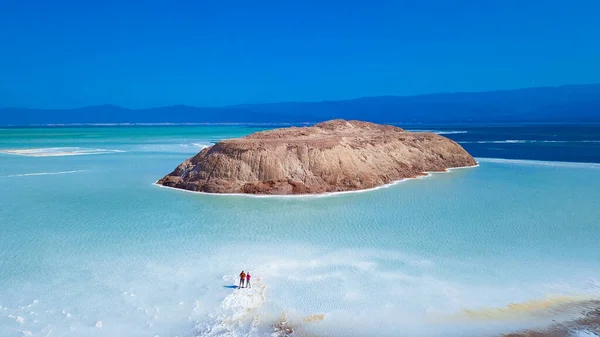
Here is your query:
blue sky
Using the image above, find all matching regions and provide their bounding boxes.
[1,0,600,108]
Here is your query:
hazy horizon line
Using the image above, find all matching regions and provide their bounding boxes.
[2,122,599,129]
[2,82,598,111]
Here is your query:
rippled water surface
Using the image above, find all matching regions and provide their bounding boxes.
[0,125,599,337]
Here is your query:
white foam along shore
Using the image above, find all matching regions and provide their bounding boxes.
[407,129,468,135]
[0,170,87,178]
[476,157,600,168]
[0,147,125,157]
[459,140,600,144]
[152,163,480,199]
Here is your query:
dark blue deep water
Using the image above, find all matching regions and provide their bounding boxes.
[403,125,600,163]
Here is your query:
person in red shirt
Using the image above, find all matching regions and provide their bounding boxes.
[246,272,251,288]
[239,271,246,288]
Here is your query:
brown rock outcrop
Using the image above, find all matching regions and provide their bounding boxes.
[157,119,477,195]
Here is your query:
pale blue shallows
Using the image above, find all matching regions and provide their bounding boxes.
[0,126,599,337]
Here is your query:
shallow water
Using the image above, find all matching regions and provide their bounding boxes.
[0,126,599,337]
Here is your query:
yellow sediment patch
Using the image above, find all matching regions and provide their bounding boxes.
[303,314,325,323]
[272,313,323,337]
[433,295,598,323]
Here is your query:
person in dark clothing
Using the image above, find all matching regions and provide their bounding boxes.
[239,271,246,288]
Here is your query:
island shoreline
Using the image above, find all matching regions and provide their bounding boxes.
[152,162,479,198]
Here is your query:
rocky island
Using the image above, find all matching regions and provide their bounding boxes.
[157,120,477,195]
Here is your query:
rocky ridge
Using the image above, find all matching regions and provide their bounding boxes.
[157,120,477,194]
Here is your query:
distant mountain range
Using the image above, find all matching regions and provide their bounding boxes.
[1,84,599,126]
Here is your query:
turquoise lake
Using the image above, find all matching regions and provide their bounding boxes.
[0,126,599,337]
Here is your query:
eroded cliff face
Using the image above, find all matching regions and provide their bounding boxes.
[157,120,477,194]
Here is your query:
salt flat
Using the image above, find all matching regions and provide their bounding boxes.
[0,125,599,337]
